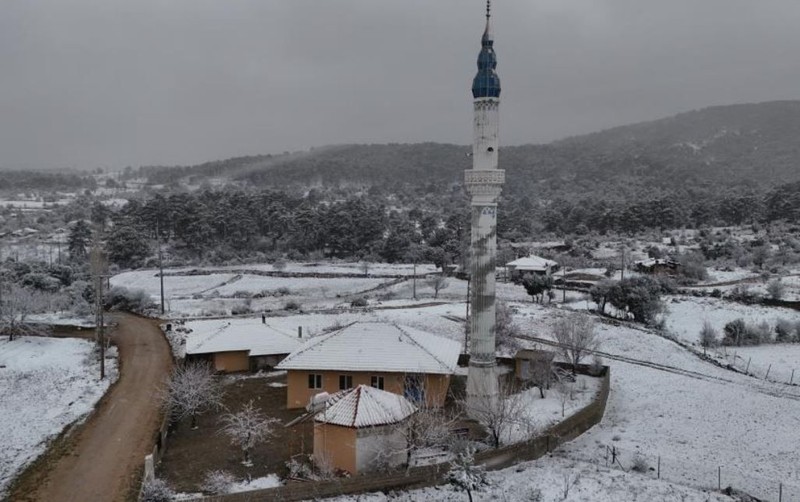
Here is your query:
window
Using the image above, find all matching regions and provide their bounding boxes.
[308,373,322,389]
[339,375,353,390]
[370,376,385,390]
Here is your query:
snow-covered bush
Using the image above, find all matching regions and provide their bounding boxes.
[106,285,154,314]
[200,470,235,495]
[141,478,175,502]
[448,447,487,502]
[775,318,794,343]
[766,279,786,300]
[699,321,718,348]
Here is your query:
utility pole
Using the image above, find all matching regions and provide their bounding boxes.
[412,261,417,300]
[620,245,625,281]
[157,219,165,315]
[90,232,108,380]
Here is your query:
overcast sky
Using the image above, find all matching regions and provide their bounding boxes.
[2,0,800,170]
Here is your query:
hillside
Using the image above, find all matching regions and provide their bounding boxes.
[136,100,800,199]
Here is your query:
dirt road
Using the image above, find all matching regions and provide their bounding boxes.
[10,312,172,502]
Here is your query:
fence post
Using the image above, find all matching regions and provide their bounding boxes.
[718,466,721,491]
[657,456,660,479]
[790,369,795,385]
[779,482,783,502]
[745,357,751,374]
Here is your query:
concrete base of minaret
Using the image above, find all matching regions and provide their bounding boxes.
[465,361,499,418]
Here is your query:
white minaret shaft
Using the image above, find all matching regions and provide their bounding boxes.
[465,1,504,414]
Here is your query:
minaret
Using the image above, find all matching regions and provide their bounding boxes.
[465,0,504,414]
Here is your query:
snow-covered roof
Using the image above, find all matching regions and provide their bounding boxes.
[314,385,416,427]
[185,318,301,356]
[276,322,461,375]
[507,255,558,271]
[634,258,679,268]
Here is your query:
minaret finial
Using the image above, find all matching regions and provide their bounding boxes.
[486,0,491,19]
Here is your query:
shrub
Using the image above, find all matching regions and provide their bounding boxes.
[766,279,786,300]
[272,259,288,271]
[201,470,235,495]
[699,321,718,348]
[721,318,762,346]
[232,290,253,299]
[106,286,155,314]
[753,321,772,344]
[775,318,794,343]
[275,287,292,296]
[284,300,301,311]
[230,304,252,315]
[350,297,368,307]
[630,454,649,473]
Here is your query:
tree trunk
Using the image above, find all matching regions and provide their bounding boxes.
[467,489,473,502]
[191,414,197,429]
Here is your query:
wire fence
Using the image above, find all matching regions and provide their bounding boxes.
[705,344,800,387]
[561,444,800,502]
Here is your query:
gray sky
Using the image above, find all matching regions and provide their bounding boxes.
[2,0,800,170]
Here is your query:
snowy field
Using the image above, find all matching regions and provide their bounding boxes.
[715,343,800,386]
[511,302,800,501]
[664,295,800,346]
[318,455,733,502]
[112,267,400,317]
[0,336,118,496]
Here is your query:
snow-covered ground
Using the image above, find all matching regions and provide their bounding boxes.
[112,266,409,317]
[664,295,800,346]
[28,312,96,328]
[0,336,118,496]
[317,455,734,502]
[507,375,601,444]
[511,302,800,500]
[715,343,800,385]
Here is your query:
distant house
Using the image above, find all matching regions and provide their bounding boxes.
[634,258,680,276]
[506,255,559,280]
[312,385,416,475]
[276,322,461,409]
[185,319,302,373]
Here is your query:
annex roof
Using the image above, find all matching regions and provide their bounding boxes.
[185,318,301,356]
[314,385,416,428]
[276,322,460,375]
[507,255,558,271]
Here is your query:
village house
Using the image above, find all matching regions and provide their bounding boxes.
[184,319,302,373]
[312,385,416,475]
[276,321,461,409]
[506,254,559,281]
[634,258,681,276]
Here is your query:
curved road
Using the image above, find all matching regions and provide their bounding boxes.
[11,312,172,502]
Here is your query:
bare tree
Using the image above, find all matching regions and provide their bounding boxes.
[552,315,599,374]
[0,284,49,341]
[428,275,450,299]
[461,378,526,448]
[699,321,718,348]
[162,361,224,429]
[219,400,280,465]
[495,301,522,352]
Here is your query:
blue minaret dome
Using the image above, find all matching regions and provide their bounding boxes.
[472,0,501,99]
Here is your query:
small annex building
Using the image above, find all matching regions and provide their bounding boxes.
[506,255,559,280]
[276,321,461,409]
[313,385,416,475]
[184,318,302,373]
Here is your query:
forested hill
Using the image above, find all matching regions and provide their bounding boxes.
[137,100,800,198]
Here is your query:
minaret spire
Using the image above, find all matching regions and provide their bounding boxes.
[465,0,504,417]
